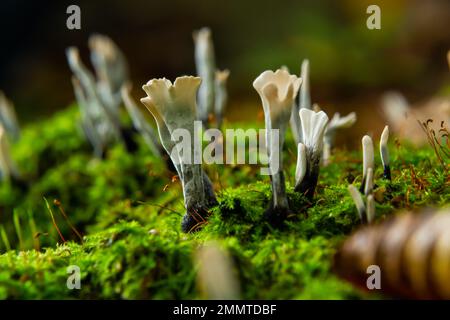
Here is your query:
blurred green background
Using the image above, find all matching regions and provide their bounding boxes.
[0,0,449,125]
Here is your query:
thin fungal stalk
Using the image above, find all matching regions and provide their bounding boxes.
[323,112,357,165]
[88,34,129,115]
[141,76,216,232]
[295,108,329,199]
[290,59,310,144]
[253,69,301,225]
[193,28,216,125]
[364,167,373,196]
[360,135,374,193]
[214,69,230,128]
[66,47,121,157]
[380,125,391,180]
[348,184,366,223]
[0,124,21,183]
[0,91,20,141]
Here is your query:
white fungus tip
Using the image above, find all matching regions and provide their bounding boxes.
[366,195,375,224]
[348,184,365,221]
[362,135,374,179]
[380,125,390,167]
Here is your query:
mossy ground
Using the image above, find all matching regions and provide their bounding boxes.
[0,106,448,299]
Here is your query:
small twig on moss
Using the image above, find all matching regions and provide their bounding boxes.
[54,199,83,243]
[44,197,66,243]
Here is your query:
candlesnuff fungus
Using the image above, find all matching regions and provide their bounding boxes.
[323,112,357,165]
[214,69,230,128]
[67,47,120,157]
[0,125,21,183]
[348,184,375,224]
[121,84,161,157]
[193,28,216,125]
[290,59,310,145]
[67,46,137,155]
[253,69,301,224]
[364,167,374,196]
[380,125,391,180]
[360,135,374,193]
[295,108,329,199]
[299,60,311,110]
[0,91,20,141]
[141,76,217,233]
[88,34,129,116]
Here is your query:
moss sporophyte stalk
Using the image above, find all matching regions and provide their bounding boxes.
[0,27,448,300]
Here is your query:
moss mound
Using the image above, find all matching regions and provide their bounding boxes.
[0,106,448,299]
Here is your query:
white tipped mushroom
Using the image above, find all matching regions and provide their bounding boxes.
[214,69,230,128]
[381,91,410,133]
[89,34,128,91]
[195,242,241,300]
[366,195,375,224]
[299,59,311,111]
[348,184,366,223]
[253,69,301,223]
[0,91,20,141]
[141,76,217,232]
[323,112,357,165]
[290,59,310,145]
[294,108,329,199]
[0,125,21,182]
[361,135,374,193]
[193,27,216,124]
[364,167,373,196]
[380,125,391,180]
[66,46,121,156]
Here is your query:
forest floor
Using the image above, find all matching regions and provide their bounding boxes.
[0,106,448,299]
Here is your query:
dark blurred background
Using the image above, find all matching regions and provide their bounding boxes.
[0,0,449,129]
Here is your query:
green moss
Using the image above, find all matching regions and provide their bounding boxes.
[0,106,448,299]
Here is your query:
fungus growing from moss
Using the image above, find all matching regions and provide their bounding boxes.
[88,34,129,117]
[141,76,217,232]
[295,108,329,199]
[67,45,138,155]
[360,135,374,193]
[193,28,216,125]
[348,184,375,224]
[0,125,21,183]
[290,59,310,145]
[380,125,391,180]
[323,112,357,165]
[214,69,230,128]
[253,69,301,225]
[0,91,20,141]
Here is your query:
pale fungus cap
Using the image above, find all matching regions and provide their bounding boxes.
[327,112,357,131]
[362,135,374,181]
[299,59,311,110]
[300,108,329,154]
[380,125,390,167]
[141,76,201,130]
[253,69,302,121]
